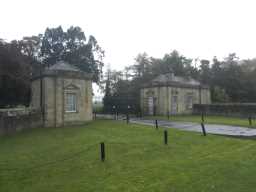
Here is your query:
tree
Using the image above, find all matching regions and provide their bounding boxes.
[199,59,211,85]
[206,54,256,102]
[102,50,256,113]
[0,40,32,107]
[7,26,105,83]
[103,68,112,112]
[40,26,104,82]
[211,86,230,102]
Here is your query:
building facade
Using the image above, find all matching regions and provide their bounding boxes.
[31,61,93,127]
[140,73,211,115]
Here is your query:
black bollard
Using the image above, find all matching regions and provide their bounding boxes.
[100,142,105,162]
[249,116,252,126]
[201,112,204,123]
[164,130,168,145]
[126,114,129,124]
[155,119,158,129]
[201,123,207,136]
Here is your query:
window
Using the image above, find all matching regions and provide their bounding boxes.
[65,93,77,112]
[186,94,193,110]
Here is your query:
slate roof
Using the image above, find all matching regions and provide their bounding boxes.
[48,61,82,72]
[142,73,208,89]
[32,61,92,80]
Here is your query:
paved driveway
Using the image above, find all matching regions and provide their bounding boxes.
[130,118,256,137]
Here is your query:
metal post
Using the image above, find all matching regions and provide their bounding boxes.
[201,112,204,123]
[100,142,105,162]
[126,114,129,124]
[127,105,130,124]
[155,119,158,129]
[167,111,170,120]
[164,130,168,145]
[249,116,252,126]
[199,85,202,104]
[113,105,116,120]
[201,123,206,136]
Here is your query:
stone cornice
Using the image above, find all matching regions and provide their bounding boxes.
[141,82,209,89]
[32,70,92,81]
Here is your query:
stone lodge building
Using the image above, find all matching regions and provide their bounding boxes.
[140,73,211,115]
[31,61,93,127]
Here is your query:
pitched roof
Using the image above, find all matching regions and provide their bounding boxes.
[142,73,208,89]
[48,61,82,72]
[31,61,92,80]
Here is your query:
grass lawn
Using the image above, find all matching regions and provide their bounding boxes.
[1,120,256,192]
[145,114,255,128]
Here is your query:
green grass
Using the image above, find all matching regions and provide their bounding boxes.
[1,120,256,192]
[145,115,255,128]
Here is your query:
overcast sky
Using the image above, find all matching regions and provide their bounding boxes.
[1,0,256,71]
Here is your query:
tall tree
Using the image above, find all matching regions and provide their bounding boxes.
[199,59,211,84]
[40,26,104,82]
[0,40,32,107]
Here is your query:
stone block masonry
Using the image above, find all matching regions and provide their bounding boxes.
[0,109,43,136]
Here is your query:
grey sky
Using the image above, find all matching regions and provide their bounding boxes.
[1,0,256,71]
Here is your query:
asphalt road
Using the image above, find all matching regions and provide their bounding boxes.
[130,118,256,137]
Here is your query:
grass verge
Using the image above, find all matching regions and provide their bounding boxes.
[1,120,256,192]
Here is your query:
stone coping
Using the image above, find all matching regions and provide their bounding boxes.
[141,82,209,89]
[32,70,92,80]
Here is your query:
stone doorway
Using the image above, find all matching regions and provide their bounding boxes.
[148,97,154,115]
[171,96,178,114]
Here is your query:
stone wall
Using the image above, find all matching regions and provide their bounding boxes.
[0,109,43,136]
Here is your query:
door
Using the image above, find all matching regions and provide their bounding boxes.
[171,96,178,114]
[148,97,154,115]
